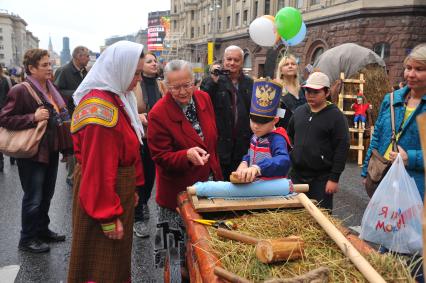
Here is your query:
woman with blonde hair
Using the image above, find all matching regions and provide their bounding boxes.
[275,54,306,128]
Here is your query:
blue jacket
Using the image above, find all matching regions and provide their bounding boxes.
[361,86,426,198]
[242,127,292,178]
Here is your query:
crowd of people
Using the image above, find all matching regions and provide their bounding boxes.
[0,41,425,282]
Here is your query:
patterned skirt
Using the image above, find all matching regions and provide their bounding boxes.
[67,164,135,283]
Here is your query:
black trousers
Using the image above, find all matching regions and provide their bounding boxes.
[135,140,156,222]
[290,173,333,211]
[17,152,59,243]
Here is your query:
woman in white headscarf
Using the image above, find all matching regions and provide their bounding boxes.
[67,41,145,283]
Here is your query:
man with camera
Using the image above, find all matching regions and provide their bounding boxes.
[200,45,253,180]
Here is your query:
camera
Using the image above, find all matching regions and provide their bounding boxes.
[211,67,230,76]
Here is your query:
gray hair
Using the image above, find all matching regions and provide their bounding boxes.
[163,60,193,84]
[72,46,89,59]
[224,45,244,58]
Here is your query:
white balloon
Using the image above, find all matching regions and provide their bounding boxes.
[249,17,276,47]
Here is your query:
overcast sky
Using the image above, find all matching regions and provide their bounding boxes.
[1,0,170,53]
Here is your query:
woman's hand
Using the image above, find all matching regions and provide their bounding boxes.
[134,192,139,207]
[187,147,210,166]
[34,107,49,122]
[102,219,124,240]
[325,180,339,194]
[139,113,148,126]
[389,145,408,165]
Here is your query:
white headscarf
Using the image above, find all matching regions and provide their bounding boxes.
[73,40,144,144]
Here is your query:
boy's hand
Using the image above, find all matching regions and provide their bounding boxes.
[239,167,260,183]
[325,180,339,194]
[234,162,248,181]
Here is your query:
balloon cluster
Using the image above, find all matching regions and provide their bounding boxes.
[249,7,306,47]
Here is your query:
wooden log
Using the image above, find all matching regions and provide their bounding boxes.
[416,113,426,276]
[214,266,252,283]
[217,227,260,245]
[296,193,386,283]
[255,237,304,264]
[177,192,224,283]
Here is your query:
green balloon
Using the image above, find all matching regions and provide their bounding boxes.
[275,7,303,40]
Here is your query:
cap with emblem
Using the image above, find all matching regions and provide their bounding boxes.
[302,72,330,90]
[250,78,282,123]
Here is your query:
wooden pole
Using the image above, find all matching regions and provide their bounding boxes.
[416,113,426,275]
[296,193,386,283]
[213,267,252,283]
[187,183,309,196]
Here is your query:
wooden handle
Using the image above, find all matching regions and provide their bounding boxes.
[214,266,252,283]
[217,228,260,245]
[293,184,309,193]
[187,186,196,195]
[296,193,385,283]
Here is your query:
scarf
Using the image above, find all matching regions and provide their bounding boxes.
[73,41,144,144]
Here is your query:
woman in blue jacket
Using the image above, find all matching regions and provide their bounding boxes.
[362,44,426,199]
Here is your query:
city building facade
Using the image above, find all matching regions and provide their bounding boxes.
[60,37,71,66]
[169,0,426,84]
[0,10,39,69]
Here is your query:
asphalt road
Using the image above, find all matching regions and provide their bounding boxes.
[0,160,368,282]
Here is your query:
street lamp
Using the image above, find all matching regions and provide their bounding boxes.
[208,0,221,65]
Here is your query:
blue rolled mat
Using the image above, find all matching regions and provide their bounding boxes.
[193,178,293,198]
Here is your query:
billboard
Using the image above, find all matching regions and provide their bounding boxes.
[147,11,170,52]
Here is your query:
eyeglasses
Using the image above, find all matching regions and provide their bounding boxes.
[168,82,193,93]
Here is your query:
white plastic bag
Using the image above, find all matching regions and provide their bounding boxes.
[359,154,423,254]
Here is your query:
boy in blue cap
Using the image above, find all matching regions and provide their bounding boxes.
[233,79,292,183]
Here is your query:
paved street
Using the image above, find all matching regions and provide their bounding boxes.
[0,160,369,282]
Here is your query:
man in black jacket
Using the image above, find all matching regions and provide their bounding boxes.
[54,46,89,187]
[287,72,349,210]
[200,45,253,180]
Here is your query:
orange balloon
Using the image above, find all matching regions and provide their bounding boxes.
[262,15,281,44]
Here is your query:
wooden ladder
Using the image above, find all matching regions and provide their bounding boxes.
[337,72,367,166]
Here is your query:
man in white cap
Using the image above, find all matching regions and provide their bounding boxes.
[287,72,349,210]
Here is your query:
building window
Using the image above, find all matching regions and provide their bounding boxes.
[174,5,177,13]
[173,20,177,30]
[197,27,200,36]
[218,17,222,31]
[235,12,240,26]
[191,10,195,20]
[254,1,258,18]
[0,45,3,50]
[297,0,304,8]
[0,28,2,33]
[0,36,3,41]
[203,24,206,34]
[278,0,285,8]
[227,16,231,29]
[264,0,271,14]
[373,42,390,59]
[191,27,195,38]
[227,0,231,6]
[310,0,319,4]
[243,10,248,25]
[0,54,4,59]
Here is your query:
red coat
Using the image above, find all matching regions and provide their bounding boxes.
[148,90,223,209]
[72,90,144,222]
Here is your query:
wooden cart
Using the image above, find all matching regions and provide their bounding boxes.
[176,192,379,283]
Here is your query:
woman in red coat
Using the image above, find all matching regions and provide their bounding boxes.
[147,59,222,275]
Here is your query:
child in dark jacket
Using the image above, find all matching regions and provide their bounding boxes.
[234,79,292,183]
[287,72,349,210]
